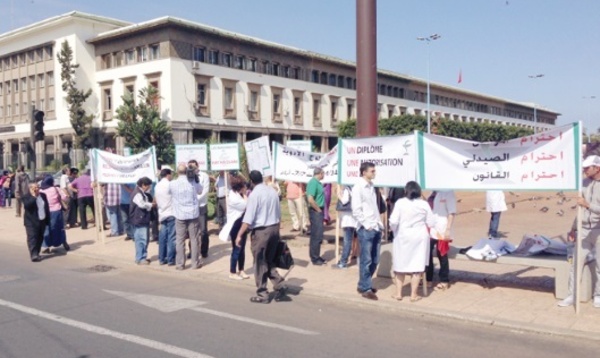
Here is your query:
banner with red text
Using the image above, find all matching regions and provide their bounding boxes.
[91,147,157,184]
[175,144,208,171]
[210,143,241,171]
[338,134,417,187]
[273,143,338,183]
[418,123,581,190]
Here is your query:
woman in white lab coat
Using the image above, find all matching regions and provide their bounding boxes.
[218,178,250,280]
[389,181,435,302]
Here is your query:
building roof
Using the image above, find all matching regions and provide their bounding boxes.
[0,11,130,44]
[91,14,557,116]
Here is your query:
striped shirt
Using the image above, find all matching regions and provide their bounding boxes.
[104,183,121,207]
[169,176,203,220]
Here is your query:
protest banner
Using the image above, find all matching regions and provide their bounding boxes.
[286,140,312,153]
[210,143,241,171]
[175,144,208,171]
[91,147,157,184]
[418,122,581,191]
[273,143,338,183]
[244,136,273,176]
[338,134,417,187]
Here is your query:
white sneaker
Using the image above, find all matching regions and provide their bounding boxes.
[594,296,600,308]
[229,273,243,281]
[557,296,574,307]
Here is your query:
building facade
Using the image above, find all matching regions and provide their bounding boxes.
[0,12,560,169]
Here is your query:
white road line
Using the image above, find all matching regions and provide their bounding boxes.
[189,307,319,336]
[0,298,213,358]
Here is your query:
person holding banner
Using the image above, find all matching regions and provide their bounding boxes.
[336,185,357,269]
[426,190,457,291]
[307,168,327,266]
[130,177,156,265]
[389,181,435,302]
[351,162,383,301]
[558,155,600,308]
[236,170,287,304]
[103,183,123,237]
[170,164,204,270]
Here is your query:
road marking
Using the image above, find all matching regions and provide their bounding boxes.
[104,290,319,336]
[189,306,319,335]
[0,298,213,358]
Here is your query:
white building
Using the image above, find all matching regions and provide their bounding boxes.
[0,11,560,169]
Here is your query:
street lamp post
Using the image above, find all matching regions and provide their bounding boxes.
[528,74,544,133]
[582,96,596,135]
[417,33,441,134]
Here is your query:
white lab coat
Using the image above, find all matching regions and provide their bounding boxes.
[486,190,507,213]
[218,190,247,242]
[389,198,435,273]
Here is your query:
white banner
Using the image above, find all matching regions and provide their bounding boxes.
[418,123,581,190]
[273,143,338,183]
[286,140,312,153]
[210,143,241,171]
[175,144,208,171]
[338,134,417,187]
[91,147,157,184]
[244,136,273,176]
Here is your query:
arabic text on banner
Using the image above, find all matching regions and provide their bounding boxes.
[244,136,273,176]
[210,143,241,171]
[338,134,417,187]
[175,144,208,171]
[286,140,312,153]
[273,143,338,184]
[92,147,157,184]
[418,123,580,190]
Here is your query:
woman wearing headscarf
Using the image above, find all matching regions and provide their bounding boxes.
[389,181,435,302]
[40,175,70,253]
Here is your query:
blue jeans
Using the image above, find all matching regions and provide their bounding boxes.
[339,227,355,265]
[357,227,382,293]
[106,205,123,235]
[133,225,149,262]
[2,188,11,207]
[120,204,134,238]
[158,217,176,264]
[488,212,501,238]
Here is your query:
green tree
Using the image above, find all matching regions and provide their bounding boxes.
[57,40,95,149]
[338,115,534,141]
[116,86,174,165]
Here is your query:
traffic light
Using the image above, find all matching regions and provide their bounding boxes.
[33,109,45,142]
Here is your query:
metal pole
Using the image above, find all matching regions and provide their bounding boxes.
[426,45,431,134]
[356,0,378,138]
[29,105,36,182]
[528,74,544,133]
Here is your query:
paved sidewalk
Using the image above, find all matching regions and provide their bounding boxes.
[1,190,599,341]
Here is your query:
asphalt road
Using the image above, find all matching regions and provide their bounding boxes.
[0,244,597,358]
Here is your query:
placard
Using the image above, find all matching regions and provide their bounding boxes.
[175,144,208,171]
[210,143,241,171]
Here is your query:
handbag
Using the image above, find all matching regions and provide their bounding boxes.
[275,240,294,270]
[336,188,352,212]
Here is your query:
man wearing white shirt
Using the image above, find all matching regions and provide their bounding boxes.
[351,162,383,300]
[155,167,175,266]
[188,160,211,258]
[215,171,228,228]
[486,190,507,239]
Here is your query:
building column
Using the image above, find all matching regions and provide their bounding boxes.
[212,130,221,143]
[54,135,62,167]
[283,134,291,144]
[1,140,11,169]
[116,136,125,155]
[321,137,329,152]
[237,131,246,144]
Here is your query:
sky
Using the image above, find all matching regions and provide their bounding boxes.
[1,0,599,131]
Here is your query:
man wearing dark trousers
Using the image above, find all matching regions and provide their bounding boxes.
[188,160,210,258]
[306,168,326,265]
[69,169,95,230]
[22,183,50,262]
[236,170,287,304]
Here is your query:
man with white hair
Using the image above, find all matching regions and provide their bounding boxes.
[559,155,600,308]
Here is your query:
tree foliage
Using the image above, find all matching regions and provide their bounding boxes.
[338,114,534,141]
[57,40,95,149]
[116,86,174,165]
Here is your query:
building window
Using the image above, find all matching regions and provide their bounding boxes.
[46,46,53,59]
[197,84,207,106]
[331,100,338,122]
[27,51,34,63]
[29,76,35,90]
[13,80,18,92]
[208,50,219,65]
[102,54,112,69]
[48,98,55,111]
[249,90,259,112]
[262,61,272,75]
[138,47,148,62]
[149,44,160,60]
[222,82,236,119]
[114,52,123,67]
[292,67,301,80]
[294,96,301,116]
[6,105,10,117]
[14,103,19,116]
[247,58,257,72]
[328,74,336,86]
[0,83,2,94]
[47,72,54,86]
[125,50,135,65]
[125,84,135,103]
[222,53,232,67]
[38,74,45,88]
[22,102,27,114]
[312,70,319,83]
[320,72,328,85]
[283,66,290,78]
[20,54,26,65]
[347,101,354,119]
[104,89,112,111]
[40,99,45,110]
[193,47,206,62]
[346,77,353,89]
[337,75,344,88]
[0,106,3,118]
[272,63,279,76]
[195,77,210,117]
[272,89,282,123]
[36,49,43,62]
[313,97,321,119]
[273,94,281,114]
[224,87,234,109]
[6,81,11,94]
[235,55,245,70]
[12,55,18,67]
[21,77,27,91]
